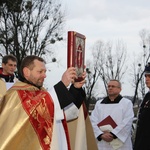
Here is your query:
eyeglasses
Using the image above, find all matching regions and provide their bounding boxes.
[107,85,120,88]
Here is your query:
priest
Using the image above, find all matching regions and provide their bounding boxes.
[0,55,87,150]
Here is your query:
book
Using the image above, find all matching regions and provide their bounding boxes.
[97,115,117,129]
[98,116,123,150]
[67,31,86,82]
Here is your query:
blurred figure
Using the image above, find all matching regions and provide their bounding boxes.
[134,62,150,150]
[91,79,134,150]
[0,54,17,101]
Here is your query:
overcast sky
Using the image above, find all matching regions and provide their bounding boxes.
[45,0,150,96]
[62,0,150,53]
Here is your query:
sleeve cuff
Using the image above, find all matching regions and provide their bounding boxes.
[97,134,103,141]
[110,132,117,139]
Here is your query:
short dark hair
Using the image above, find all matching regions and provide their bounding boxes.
[2,54,17,64]
[109,79,122,88]
[19,55,46,77]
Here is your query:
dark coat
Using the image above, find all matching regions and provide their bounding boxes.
[134,92,150,150]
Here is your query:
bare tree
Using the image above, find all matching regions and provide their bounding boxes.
[85,40,127,109]
[0,0,65,71]
[93,40,127,93]
[85,41,104,109]
[131,29,150,105]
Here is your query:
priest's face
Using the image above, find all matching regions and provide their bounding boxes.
[107,81,121,97]
[24,60,47,87]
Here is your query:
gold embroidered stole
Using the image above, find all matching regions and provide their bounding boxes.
[18,90,54,150]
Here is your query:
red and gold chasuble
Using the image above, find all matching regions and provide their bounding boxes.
[0,81,72,150]
[18,90,54,150]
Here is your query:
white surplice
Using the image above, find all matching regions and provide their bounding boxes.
[49,88,79,150]
[90,98,134,150]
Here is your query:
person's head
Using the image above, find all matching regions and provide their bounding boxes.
[107,79,122,98]
[2,54,17,75]
[144,62,150,88]
[20,55,46,87]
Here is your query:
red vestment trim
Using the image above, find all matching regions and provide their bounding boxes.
[62,115,71,150]
[18,90,54,150]
[82,102,88,119]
